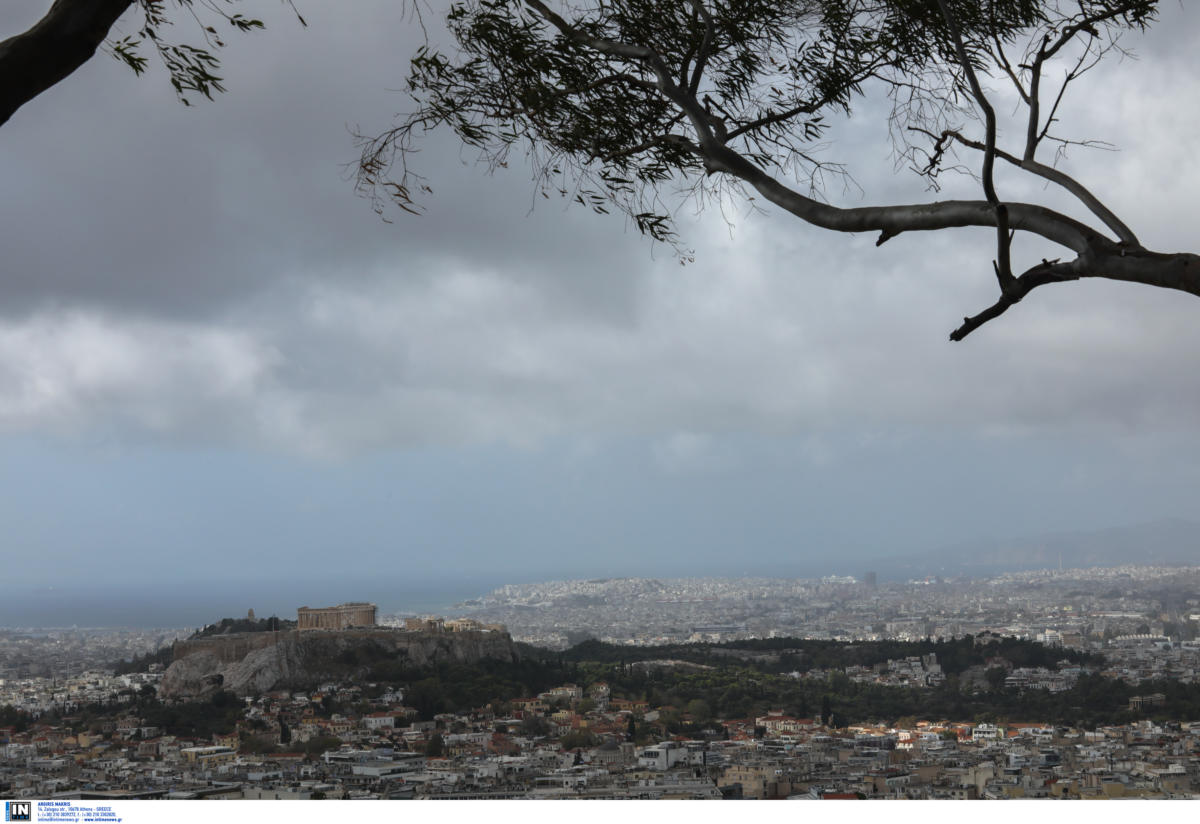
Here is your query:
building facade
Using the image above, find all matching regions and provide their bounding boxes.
[297,602,377,631]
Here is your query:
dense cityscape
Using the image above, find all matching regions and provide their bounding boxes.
[1,564,1199,799]
[445,565,1200,652]
[5,0,1200,818]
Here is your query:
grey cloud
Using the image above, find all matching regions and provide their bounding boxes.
[0,1,1197,455]
[1,1,648,322]
[4,216,1197,458]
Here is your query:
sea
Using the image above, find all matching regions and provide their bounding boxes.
[0,575,506,630]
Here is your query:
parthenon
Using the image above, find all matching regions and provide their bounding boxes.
[297,602,377,631]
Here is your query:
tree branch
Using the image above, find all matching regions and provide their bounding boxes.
[700,138,1100,252]
[949,258,1080,341]
[949,247,1200,341]
[989,27,1029,104]
[1036,44,1098,149]
[520,1,1126,258]
[600,132,698,163]
[0,0,134,127]
[937,0,1013,291]
[722,56,890,145]
[1022,4,1146,161]
[522,0,1107,255]
[925,128,1138,245]
[685,0,716,96]
[523,0,722,150]
[382,0,1196,344]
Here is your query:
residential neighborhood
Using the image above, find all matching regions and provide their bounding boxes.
[4,672,1200,799]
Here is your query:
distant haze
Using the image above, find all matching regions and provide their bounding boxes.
[868,517,1200,579]
[4,518,1196,628]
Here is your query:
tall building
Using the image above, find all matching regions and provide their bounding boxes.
[863,571,877,588]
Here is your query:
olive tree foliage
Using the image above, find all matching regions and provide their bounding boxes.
[0,0,302,129]
[356,0,1198,340]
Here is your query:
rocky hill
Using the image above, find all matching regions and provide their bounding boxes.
[159,627,518,699]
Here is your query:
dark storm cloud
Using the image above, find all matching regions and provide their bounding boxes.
[0,0,1198,454]
[0,0,648,322]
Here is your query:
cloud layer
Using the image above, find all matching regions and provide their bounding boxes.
[1,2,1198,452]
[4,1,1200,596]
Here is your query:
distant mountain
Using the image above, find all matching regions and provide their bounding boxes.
[867,518,1200,580]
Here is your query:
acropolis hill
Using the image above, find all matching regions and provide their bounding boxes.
[160,617,517,700]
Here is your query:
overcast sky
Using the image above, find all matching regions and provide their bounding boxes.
[2,1,1199,621]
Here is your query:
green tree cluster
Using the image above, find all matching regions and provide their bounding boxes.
[189,616,295,639]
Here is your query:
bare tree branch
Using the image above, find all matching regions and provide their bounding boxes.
[950,258,1080,341]
[989,26,1029,103]
[918,127,1138,245]
[1022,4,1144,161]
[937,0,1014,292]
